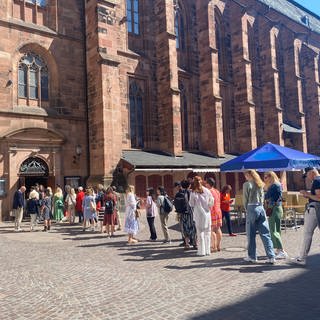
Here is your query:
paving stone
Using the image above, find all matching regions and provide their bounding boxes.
[0,216,319,320]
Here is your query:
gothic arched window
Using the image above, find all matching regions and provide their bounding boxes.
[215,16,225,80]
[129,82,144,148]
[127,0,139,35]
[174,1,185,50]
[26,0,46,6]
[18,53,49,103]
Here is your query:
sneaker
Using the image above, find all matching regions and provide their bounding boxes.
[275,251,288,260]
[229,233,237,237]
[243,256,257,263]
[291,257,306,266]
[266,257,276,264]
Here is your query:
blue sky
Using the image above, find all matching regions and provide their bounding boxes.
[293,0,320,16]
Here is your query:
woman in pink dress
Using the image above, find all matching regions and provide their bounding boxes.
[206,178,222,252]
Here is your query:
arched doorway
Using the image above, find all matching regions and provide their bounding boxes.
[19,157,50,196]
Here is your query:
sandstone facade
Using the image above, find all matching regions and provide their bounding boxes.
[0,0,319,219]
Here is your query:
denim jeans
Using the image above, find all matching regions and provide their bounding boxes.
[246,204,275,259]
[222,210,233,235]
[77,210,83,223]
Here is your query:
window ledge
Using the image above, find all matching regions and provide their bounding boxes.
[117,49,141,60]
[0,107,86,121]
[98,0,118,7]
[99,53,121,66]
[13,105,49,116]
[0,18,57,36]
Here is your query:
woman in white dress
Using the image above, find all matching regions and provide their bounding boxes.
[65,188,76,224]
[189,176,214,256]
[124,185,139,244]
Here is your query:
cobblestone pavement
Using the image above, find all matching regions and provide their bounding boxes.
[0,213,320,320]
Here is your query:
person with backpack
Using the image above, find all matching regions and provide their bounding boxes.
[157,186,173,244]
[103,186,116,237]
[174,180,197,250]
[146,188,158,241]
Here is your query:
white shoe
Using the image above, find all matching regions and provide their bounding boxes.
[291,257,306,266]
[243,256,258,263]
[275,251,288,259]
[266,257,276,264]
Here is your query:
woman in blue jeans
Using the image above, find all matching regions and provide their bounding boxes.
[243,170,275,264]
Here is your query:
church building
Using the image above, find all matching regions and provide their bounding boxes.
[0,0,319,220]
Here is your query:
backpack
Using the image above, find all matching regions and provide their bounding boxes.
[174,190,190,214]
[162,196,173,214]
[104,198,114,214]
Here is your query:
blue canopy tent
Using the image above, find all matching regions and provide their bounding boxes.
[220,142,320,172]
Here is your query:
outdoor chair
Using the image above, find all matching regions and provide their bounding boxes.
[282,192,303,230]
[230,194,246,225]
[294,195,308,225]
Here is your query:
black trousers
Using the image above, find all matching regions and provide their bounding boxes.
[147,216,157,240]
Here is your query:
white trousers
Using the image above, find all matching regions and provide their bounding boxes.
[14,207,23,230]
[299,207,318,259]
[30,214,37,230]
[196,225,211,256]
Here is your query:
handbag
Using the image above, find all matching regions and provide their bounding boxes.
[266,206,274,217]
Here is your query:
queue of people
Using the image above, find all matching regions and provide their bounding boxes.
[10,166,320,265]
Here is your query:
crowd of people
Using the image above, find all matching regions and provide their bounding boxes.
[11,166,320,265]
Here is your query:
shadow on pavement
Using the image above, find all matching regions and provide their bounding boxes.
[189,254,320,320]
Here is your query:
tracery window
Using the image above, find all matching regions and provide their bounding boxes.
[25,0,46,6]
[18,53,49,105]
[127,0,139,35]
[174,0,185,50]
[129,82,144,148]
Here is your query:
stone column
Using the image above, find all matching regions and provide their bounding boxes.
[282,35,307,152]
[196,0,224,156]
[85,0,122,185]
[302,50,320,154]
[154,0,182,156]
[259,24,283,144]
[230,6,257,153]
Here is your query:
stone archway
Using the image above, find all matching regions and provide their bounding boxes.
[19,157,50,194]
[0,127,65,220]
